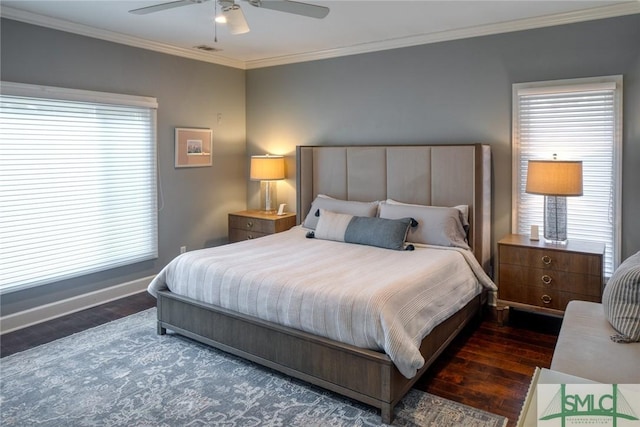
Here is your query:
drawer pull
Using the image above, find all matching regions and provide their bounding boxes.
[541,255,552,265]
[541,294,552,304]
[246,221,253,229]
[247,234,254,240]
[541,275,553,285]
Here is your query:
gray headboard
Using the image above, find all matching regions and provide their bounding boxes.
[296,144,491,273]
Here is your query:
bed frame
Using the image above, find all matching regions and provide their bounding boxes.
[156,144,492,423]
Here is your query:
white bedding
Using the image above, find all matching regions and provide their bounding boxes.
[148,226,496,378]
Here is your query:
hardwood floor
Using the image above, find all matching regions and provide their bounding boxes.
[0,294,559,426]
[0,292,157,358]
[416,310,560,426]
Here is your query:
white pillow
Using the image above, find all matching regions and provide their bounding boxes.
[314,209,353,242]
[379,202,469,249]
[302,195,379,230]
[385,199,469,230]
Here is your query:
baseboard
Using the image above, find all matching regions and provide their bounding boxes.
[0,276,155,335]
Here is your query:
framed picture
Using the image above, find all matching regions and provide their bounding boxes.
[175,127,212,168]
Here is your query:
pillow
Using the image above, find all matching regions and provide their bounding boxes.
[385,199,469,231]
[378,202,469,249]
[310,209,414,251]
[302,195,379,230]
[602,251,640,343]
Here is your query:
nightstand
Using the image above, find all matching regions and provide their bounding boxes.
[497,234,604,316]
[228,210,297,243]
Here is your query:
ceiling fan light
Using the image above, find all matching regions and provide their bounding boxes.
[224,5,250,34]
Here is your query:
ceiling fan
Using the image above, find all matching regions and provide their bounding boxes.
[129,0,329,35]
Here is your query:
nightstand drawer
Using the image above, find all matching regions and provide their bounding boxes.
[497,234,604,316]
[228,210,297,244]
[499,264,601,297]
[229,215,276,234]
[500,283,601,311]
[229,229,269,242]
[499,245,602,276]
[499,284,564,311]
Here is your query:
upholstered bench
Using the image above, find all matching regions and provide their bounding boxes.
[550,300,640,384]
[550,251,640,384]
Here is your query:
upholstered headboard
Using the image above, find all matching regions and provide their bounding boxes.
[296,144,492,273]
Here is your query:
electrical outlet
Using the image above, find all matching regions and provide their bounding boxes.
[180,246,187,254]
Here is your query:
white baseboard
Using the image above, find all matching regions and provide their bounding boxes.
[0,276,155,335]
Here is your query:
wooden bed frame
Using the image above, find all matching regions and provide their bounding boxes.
[156,144,492,423]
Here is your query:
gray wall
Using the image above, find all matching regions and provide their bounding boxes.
[2,13,639,315]
[1,19,247,314]
[246,14,640,265]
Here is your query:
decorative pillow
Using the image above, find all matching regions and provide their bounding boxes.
[310,209,415,251]
[302,195,379,230]
[602,251,640,343]
[385,199,470,231]
[378,202,469,249]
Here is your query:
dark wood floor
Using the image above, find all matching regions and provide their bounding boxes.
[0,292,157,357]
[1,293,559,426]
[416,309,560,426]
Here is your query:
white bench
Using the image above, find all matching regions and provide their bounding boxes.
[550,300,640,384]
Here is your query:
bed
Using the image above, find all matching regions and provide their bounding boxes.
[149,144,494,423]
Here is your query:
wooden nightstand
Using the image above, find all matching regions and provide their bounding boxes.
[497,234,604,316]
[228,210,297,243]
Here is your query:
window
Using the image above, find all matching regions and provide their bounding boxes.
[0,82,158,293]
[512,76,622,277]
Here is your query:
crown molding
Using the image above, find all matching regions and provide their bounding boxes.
[0,6,247,70]
[244,2,640,69]
[2,2,639,71]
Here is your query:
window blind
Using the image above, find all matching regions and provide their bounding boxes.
[512,77,622,277]
[0,82,158,293]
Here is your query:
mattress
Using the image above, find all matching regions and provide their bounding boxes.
[148,226,496,378]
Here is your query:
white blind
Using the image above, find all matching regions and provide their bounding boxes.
[0,82,158,293]
[513,77,622,277]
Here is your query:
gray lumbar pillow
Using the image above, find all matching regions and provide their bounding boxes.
[602,250,640,343]
[310,209,415,251]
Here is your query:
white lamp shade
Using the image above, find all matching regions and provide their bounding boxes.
[250,155,285,181]
[526,160,583,196]
[225,5,250,35]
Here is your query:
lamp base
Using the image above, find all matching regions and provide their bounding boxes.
[543,195,568,244]
[260,181,277,213]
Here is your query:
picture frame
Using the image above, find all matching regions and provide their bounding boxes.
[175,127,213,168]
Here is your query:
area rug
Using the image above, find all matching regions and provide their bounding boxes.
[1,308,507,426]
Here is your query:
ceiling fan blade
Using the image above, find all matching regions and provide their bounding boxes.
[129,0,209,15]
[247,0,329,19]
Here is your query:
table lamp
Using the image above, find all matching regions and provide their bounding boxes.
[250,154,285,213]
[525,158,583,244]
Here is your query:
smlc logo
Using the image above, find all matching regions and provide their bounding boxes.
[537,384,640,426]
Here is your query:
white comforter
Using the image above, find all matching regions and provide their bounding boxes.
[148,226,496,378]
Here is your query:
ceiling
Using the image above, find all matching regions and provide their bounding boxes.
[2,1,639,70]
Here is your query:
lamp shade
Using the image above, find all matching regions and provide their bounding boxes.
[526,160,583,197]
[250,155,285,181]
[222,4,250,35]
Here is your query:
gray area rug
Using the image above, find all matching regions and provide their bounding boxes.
[1,308,507,426]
